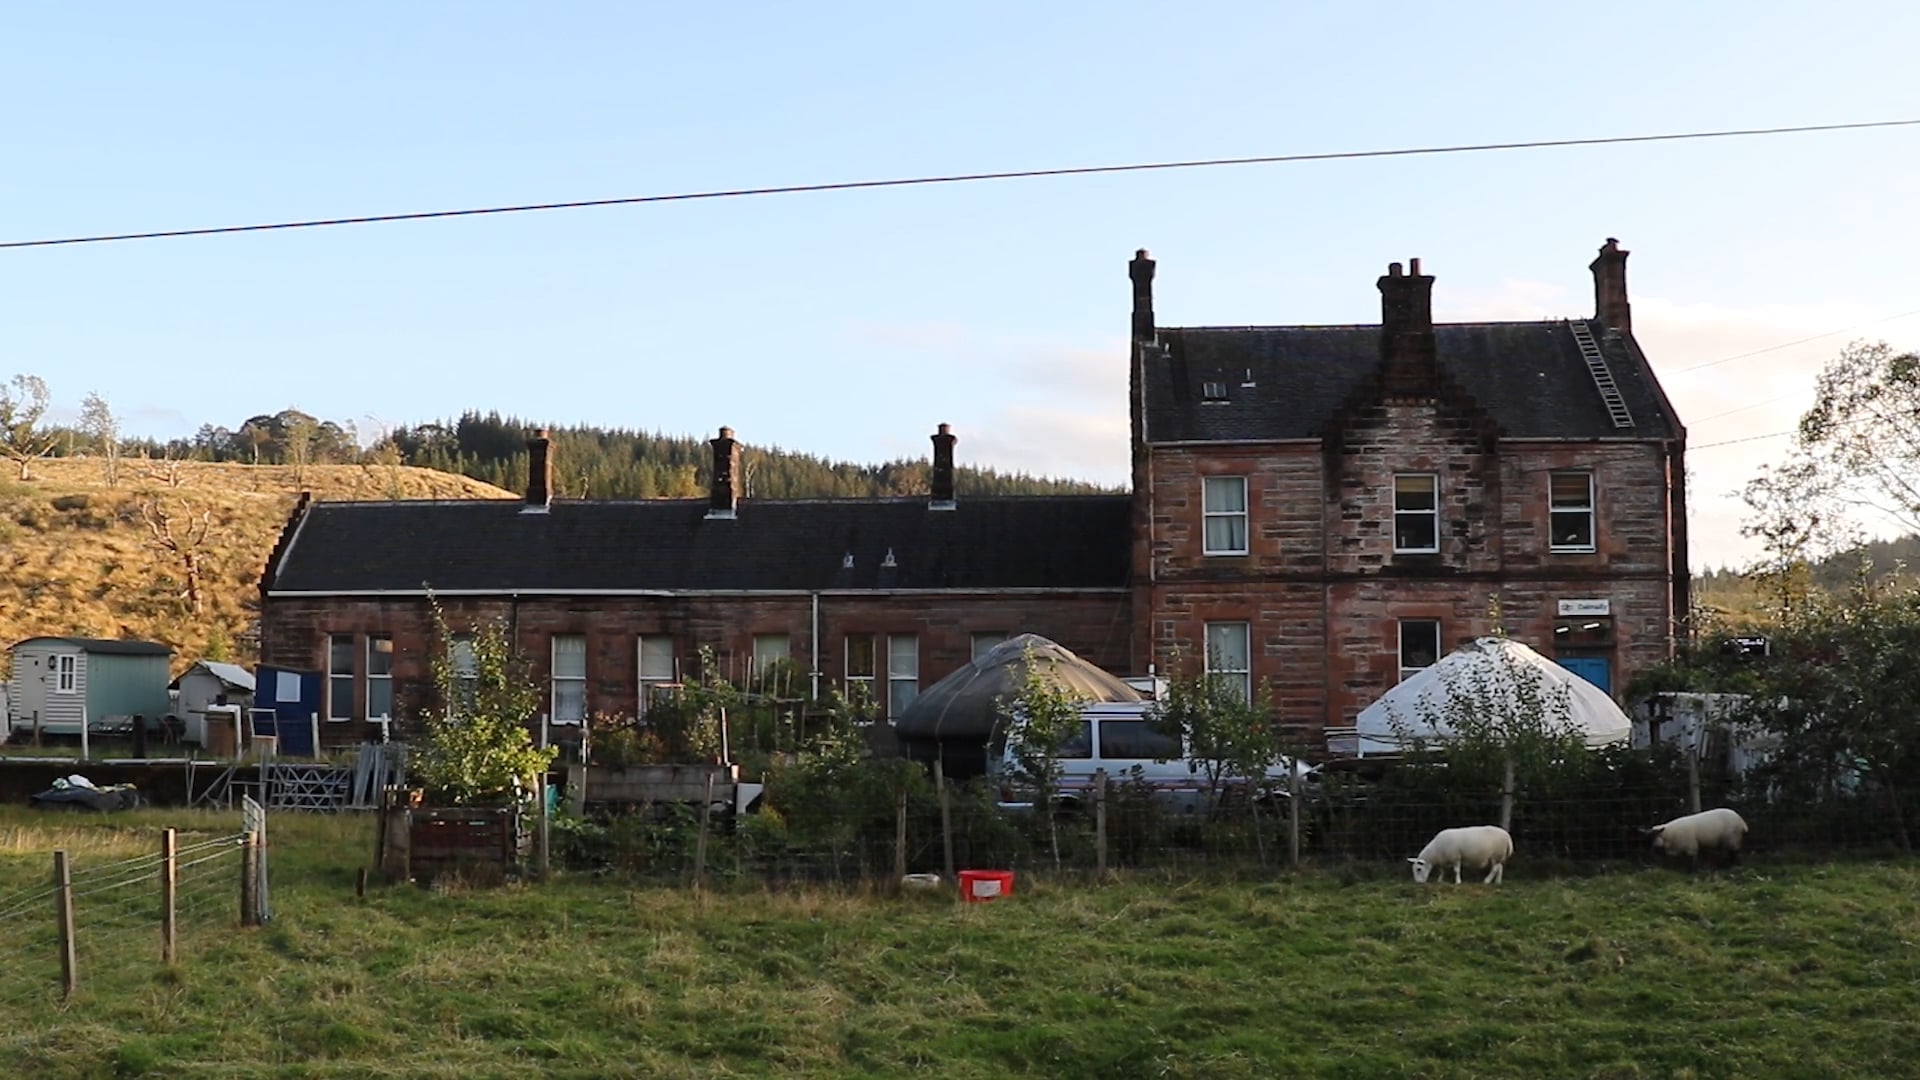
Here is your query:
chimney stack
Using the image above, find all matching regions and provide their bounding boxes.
[524,429,552,510]
[1590,237,1632,333]
[706,426,741,519]
[1129,249,1156,342]
[1378,258,1437,396]
[929,423,957,509]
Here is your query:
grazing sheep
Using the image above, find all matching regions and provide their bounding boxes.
[1647,807,1749,867]
[1408,825,1514,885]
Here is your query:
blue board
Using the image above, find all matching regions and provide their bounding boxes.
[251,666,321,757]
[1557,656,1612,695]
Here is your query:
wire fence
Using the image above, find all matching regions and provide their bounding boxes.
[0,828,261,1007]
[543,744,1916,887]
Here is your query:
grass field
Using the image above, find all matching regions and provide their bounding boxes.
[0,810,1914,1078]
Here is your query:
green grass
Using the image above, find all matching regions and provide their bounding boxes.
[0,809,1914,1078]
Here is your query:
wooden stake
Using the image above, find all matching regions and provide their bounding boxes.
[1687,744,1703,815]
[694,773,714,891]
[53,850,76,1000]
[893,784,908,885]
[1094,769,1108,879]
[1288,762,1302,869]
[354,867,368,899]
[1498,756,1516,833]
[161,830,177,966]
[240,831,260,928]
[935,757,955,885]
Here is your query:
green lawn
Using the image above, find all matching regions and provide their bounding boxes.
[0,809,1914,1078]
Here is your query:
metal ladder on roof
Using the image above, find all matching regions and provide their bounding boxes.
[1568,319,1636,429]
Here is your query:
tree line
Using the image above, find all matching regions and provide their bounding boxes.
[0,378,1109,499]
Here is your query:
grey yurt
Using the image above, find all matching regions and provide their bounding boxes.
[893,633,1140,776]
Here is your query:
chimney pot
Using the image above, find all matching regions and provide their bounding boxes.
[706,426,741,519]
[1388,262,1404,277]
[1589,237,1633,333]
[1129,248,1157,342]
[1408,257,1421,275]
[524,429,553,510]
[930,422,958,509]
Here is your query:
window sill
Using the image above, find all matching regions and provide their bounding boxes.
[1202,550,1250,558]
[1549,547,1599,555]
[1392,549,1441,557]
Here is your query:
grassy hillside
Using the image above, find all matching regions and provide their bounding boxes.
[0,458,514,672]
[0,809,1914,1077]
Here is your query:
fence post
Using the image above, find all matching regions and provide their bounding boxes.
[935,757,955,885]
[240,831,260,928]
[161,829,177,966]
[1686,744,1702,815]
[893,784,908,885]
[1498,756,1516,833]
[1094,769,1108,879]
[1288,762,1302,870]
[53,850,76,1000]
[694,773,714,891]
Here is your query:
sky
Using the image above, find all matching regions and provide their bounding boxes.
[3,2,1917,571]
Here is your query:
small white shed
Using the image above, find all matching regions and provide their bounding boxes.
[171,661,256,746]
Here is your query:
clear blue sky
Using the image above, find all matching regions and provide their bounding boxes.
[5,2,1917,567]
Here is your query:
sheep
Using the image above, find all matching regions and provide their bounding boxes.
[1646,807,1748,868]
[1408,825,1514,885]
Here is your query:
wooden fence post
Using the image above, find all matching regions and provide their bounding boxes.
[893,784,908,885]
[161,829,177,966]
[1687,745,1703,815]
[1094,769,1108,879]
[935,757,955,885]
[53,850,75,1000]
[240,831,260,928]
[694,773,714,891]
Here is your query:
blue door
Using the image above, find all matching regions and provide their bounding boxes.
[1558,656,1611,694]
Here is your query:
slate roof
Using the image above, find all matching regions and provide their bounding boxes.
[13,637,172,656]
[1145,320,1683,443]
[265,496,1132,594]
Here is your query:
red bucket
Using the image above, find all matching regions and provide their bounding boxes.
[957,869,1015,902]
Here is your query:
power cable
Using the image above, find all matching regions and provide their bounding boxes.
[1668,307,1920,375]
[2,118,1915,251]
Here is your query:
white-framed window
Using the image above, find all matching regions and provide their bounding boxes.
[752,634,791,691]
[1398,619,1441,683]
[54,654,77,694]
[971,632,1008,661]
[1393,474,1440,553]
[887,634,919,719]
[1550,472,1597,552]
[845,634,877,709]
[638,635,676,716]
[1202,475,1249,555]
[367,635,394,720]
[447,634,477,713]
[551,634,586,725]
[327,634,355,721]
[1204,622,1252,704]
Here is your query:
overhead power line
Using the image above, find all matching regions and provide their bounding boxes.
[3,118,1917,251]
[1668,307,1920,375]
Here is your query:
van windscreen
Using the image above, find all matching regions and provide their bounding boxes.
[1098,719,1181,760]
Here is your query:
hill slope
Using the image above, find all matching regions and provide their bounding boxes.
[0,458,514,673]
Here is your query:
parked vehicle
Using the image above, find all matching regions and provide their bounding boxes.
[991,702,1316,812]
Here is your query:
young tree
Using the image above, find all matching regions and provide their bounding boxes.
[997,645,1089,869]
[79,391,121,487]
[416,609,557,806]
[0,374,57,480]
[1149,657,1281,815]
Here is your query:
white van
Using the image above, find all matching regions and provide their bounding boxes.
[991,702,1315,812]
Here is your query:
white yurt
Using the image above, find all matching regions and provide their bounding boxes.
[1342,636,1632,757]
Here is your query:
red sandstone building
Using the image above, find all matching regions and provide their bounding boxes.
[257,239,1687,752]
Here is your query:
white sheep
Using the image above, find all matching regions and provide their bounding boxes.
[1647,807,1749,867]
[1408,825,1514,885]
